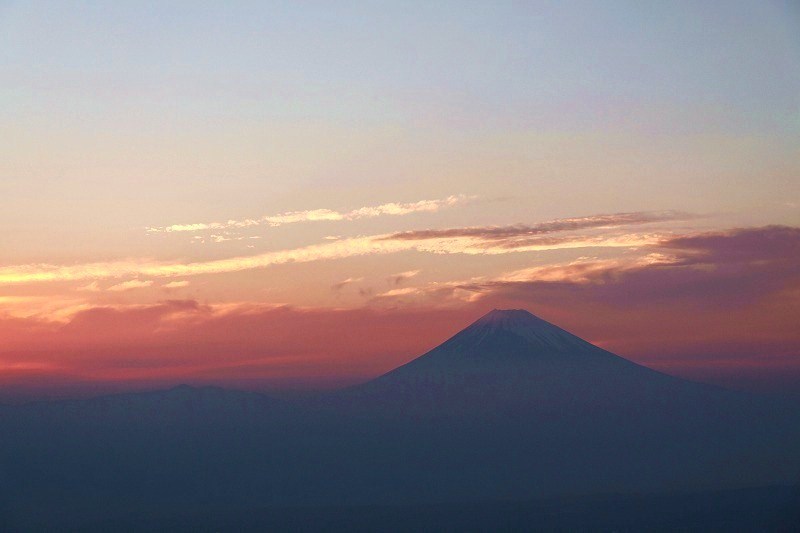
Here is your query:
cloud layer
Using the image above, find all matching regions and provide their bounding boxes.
[3,222,798,398]
[0,211,678,286]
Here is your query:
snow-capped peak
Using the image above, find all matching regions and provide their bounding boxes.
[456,308,597,354]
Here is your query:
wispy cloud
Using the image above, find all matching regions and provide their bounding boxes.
[381,211,693,241]
[0,231,661,286]
[332,277,364,291]
[0,211,685,286]
[76,281,101,292]
[147,195,474,234]
[486,253,679,285]
[107,280,154,292]
[376,287,420,298]
[388,270,421,286]
[163,280,190,289]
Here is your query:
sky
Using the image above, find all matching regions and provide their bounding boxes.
[1,1,799,400]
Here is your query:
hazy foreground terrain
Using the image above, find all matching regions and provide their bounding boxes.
[2,310,798,531]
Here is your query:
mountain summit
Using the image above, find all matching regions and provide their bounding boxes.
[441,308,608,357]
[474,308,554,327]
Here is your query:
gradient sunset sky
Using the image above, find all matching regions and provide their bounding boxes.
[1,1,799,399]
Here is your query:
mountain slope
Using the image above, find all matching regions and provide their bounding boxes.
[334,309,729,415]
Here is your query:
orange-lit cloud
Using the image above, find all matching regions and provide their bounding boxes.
[332,277,364,291]
[147,194,474,234]
[388,269,421,286]
[162,280,190,289]
[107,279,154,292]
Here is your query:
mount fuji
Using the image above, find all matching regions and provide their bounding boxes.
[333,308,732,416]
